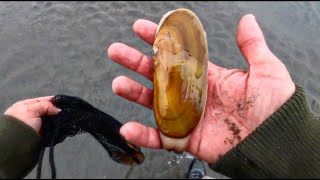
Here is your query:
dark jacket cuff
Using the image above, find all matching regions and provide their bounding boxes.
[0,115,41,179]
[209,86,320,178]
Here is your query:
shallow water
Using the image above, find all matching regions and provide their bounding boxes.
[0,1,319,179]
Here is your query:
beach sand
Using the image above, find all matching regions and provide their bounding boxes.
[0,1,319,179]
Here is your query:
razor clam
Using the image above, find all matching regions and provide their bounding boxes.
[153,9,209,152]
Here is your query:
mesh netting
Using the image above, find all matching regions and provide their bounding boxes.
[37,94,144,179]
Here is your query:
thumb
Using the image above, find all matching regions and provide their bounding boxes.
[236,14,277,66]
[120,122,162,149]
[29,101,61,117]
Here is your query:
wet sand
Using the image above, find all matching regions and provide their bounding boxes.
[0,1,319,179]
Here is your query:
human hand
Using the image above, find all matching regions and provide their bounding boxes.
[107,14,295,164]
[4,96,61,133]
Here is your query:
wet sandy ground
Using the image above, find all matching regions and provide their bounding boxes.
[0,1,319,179]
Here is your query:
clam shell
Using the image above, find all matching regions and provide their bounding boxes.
[153,9,208,151]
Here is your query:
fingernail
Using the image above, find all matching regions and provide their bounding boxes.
[120,126,127,136]
[247,14,256,20]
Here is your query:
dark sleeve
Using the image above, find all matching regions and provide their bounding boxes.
[209,86,320,178]
[0,115,41,179]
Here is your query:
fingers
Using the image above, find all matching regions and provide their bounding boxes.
[18,96,54,105]
[133,19,158,45]
[108,43,154,81]
[112,76,153,109]
[28,101,61,117]
[4,98,61,132]
[236,14,276,66]
[107,19,157,80]
[120,122,161,149]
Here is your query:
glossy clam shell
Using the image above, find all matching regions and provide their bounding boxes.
[153,9,208,141]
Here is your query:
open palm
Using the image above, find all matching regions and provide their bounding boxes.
[107,14,295,164]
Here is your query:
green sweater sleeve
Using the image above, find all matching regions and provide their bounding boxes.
[210,86,320,178]
[0,115,41,179]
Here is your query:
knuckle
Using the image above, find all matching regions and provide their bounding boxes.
[239,37,262,52]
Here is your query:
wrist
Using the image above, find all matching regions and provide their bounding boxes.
[3,113,41,133]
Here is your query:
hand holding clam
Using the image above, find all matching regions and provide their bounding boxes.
[107,10,295,163]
